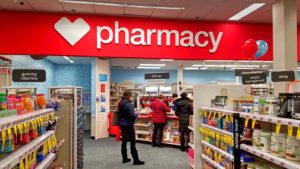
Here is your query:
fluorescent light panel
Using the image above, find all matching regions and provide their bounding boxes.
[229,3,265,21]
[184,67,199,70]
[140,64,166,67]
[137,66,161,69]
[63,56,70,61]
[59,0,185,10]
[160,59,174,62]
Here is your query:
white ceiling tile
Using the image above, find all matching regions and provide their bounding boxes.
[203,1,252,21]
[178,0,221,20]
[27,0,63,12]
[248,10,272,23]
[62,2,94,13]
[94,5,123,15]
[152,9,182,18]
[0,0,33,10]
[125,7,153,16]
[125,0,158,5]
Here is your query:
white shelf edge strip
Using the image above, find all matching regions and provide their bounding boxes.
[0,108,54,132]
[239,112,300,127]
[188,126,194,131]
[201,140,234,161]
[188,143,195,149]
[35,153,56,169]
[201,154,225,169]
[0,131,55,169]
[241,144,300,169]
[201,107,300,127]
[134,124,151,127]
[201,107,238,115]
[200,124,233,137]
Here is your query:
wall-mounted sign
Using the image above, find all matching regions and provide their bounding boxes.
[99,74,107,82]
[12,69,46,82]
[145,73,169,80]
[0,11,280,60]
[271,71,295,82]
[242,72,267,84]
[235,69,269,76]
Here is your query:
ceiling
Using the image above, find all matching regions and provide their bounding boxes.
[45,56,273,70]
[1,0,296,23]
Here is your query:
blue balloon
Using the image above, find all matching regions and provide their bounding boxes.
[255,40,268,58]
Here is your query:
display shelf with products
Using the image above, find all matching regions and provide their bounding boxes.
[200,123,234,137]
[201,154,225,169]
[35,153,56,169]
[241,144,300,169]
[201,140,234,161]
[0,131,55,169]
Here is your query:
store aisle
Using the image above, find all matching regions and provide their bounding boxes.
[84,136,189,169]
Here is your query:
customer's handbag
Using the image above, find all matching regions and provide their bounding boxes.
[112,109,119,126]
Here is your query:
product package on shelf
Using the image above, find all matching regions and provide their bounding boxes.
[163,119,180,145]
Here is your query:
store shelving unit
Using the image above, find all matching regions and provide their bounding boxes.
[0,131,55,169]
[193,84,249,169]
[2,86,37,95]
[35,153,56,169]
[241,144,300,169]
[201,154,225,169]
[48,86,82,169]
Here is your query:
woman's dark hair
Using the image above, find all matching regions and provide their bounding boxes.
[123,90,132,99]
[172,93,178,98]
[180,92,188,98]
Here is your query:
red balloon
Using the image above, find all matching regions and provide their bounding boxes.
[242,39,258,58]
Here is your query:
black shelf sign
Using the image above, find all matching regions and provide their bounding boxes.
[271,71,295,82]
[242,72,267,84]
[145,73,169,79]
[12,69,46,82]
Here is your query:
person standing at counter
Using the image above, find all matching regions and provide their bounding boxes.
[150,94,171,147]
[118,91,145,165]
[174,92,193,151]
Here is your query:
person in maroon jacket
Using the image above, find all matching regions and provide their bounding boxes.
[150,94,171,147]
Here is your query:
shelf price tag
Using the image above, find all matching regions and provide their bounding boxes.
[251,119,256,129]
[245,118,249,127]
[276,121,281,134]
[288,124,293,137]
[297,125,300,139]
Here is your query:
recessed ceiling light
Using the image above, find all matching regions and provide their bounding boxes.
[184,67,199,70]
[137,66,161,69]
[229,3,265,21]
[160,59,174,62]
[63,56,70,61]
[59,0,185,10]
[69,60,74,63]
[140,64,166,67]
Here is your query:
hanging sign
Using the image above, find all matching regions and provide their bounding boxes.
[242,72,267,84]
[12,69,46,82]
[271,71,295,82]
[235,69,268,76]
[145,73,169,80]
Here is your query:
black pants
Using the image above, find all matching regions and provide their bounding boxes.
[180,126,190,150]
[152,123,165,146]
[120,125,137,153]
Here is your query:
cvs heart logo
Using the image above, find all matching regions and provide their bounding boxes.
[54,17,90,46]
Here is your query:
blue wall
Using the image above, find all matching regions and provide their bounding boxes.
[184,70,236,84]
[12,55,55,97]
[111,69,177,84]
[53,64,91,90]
[111,69,236,84]
[91,58,96,116]
[12,56,92,99]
